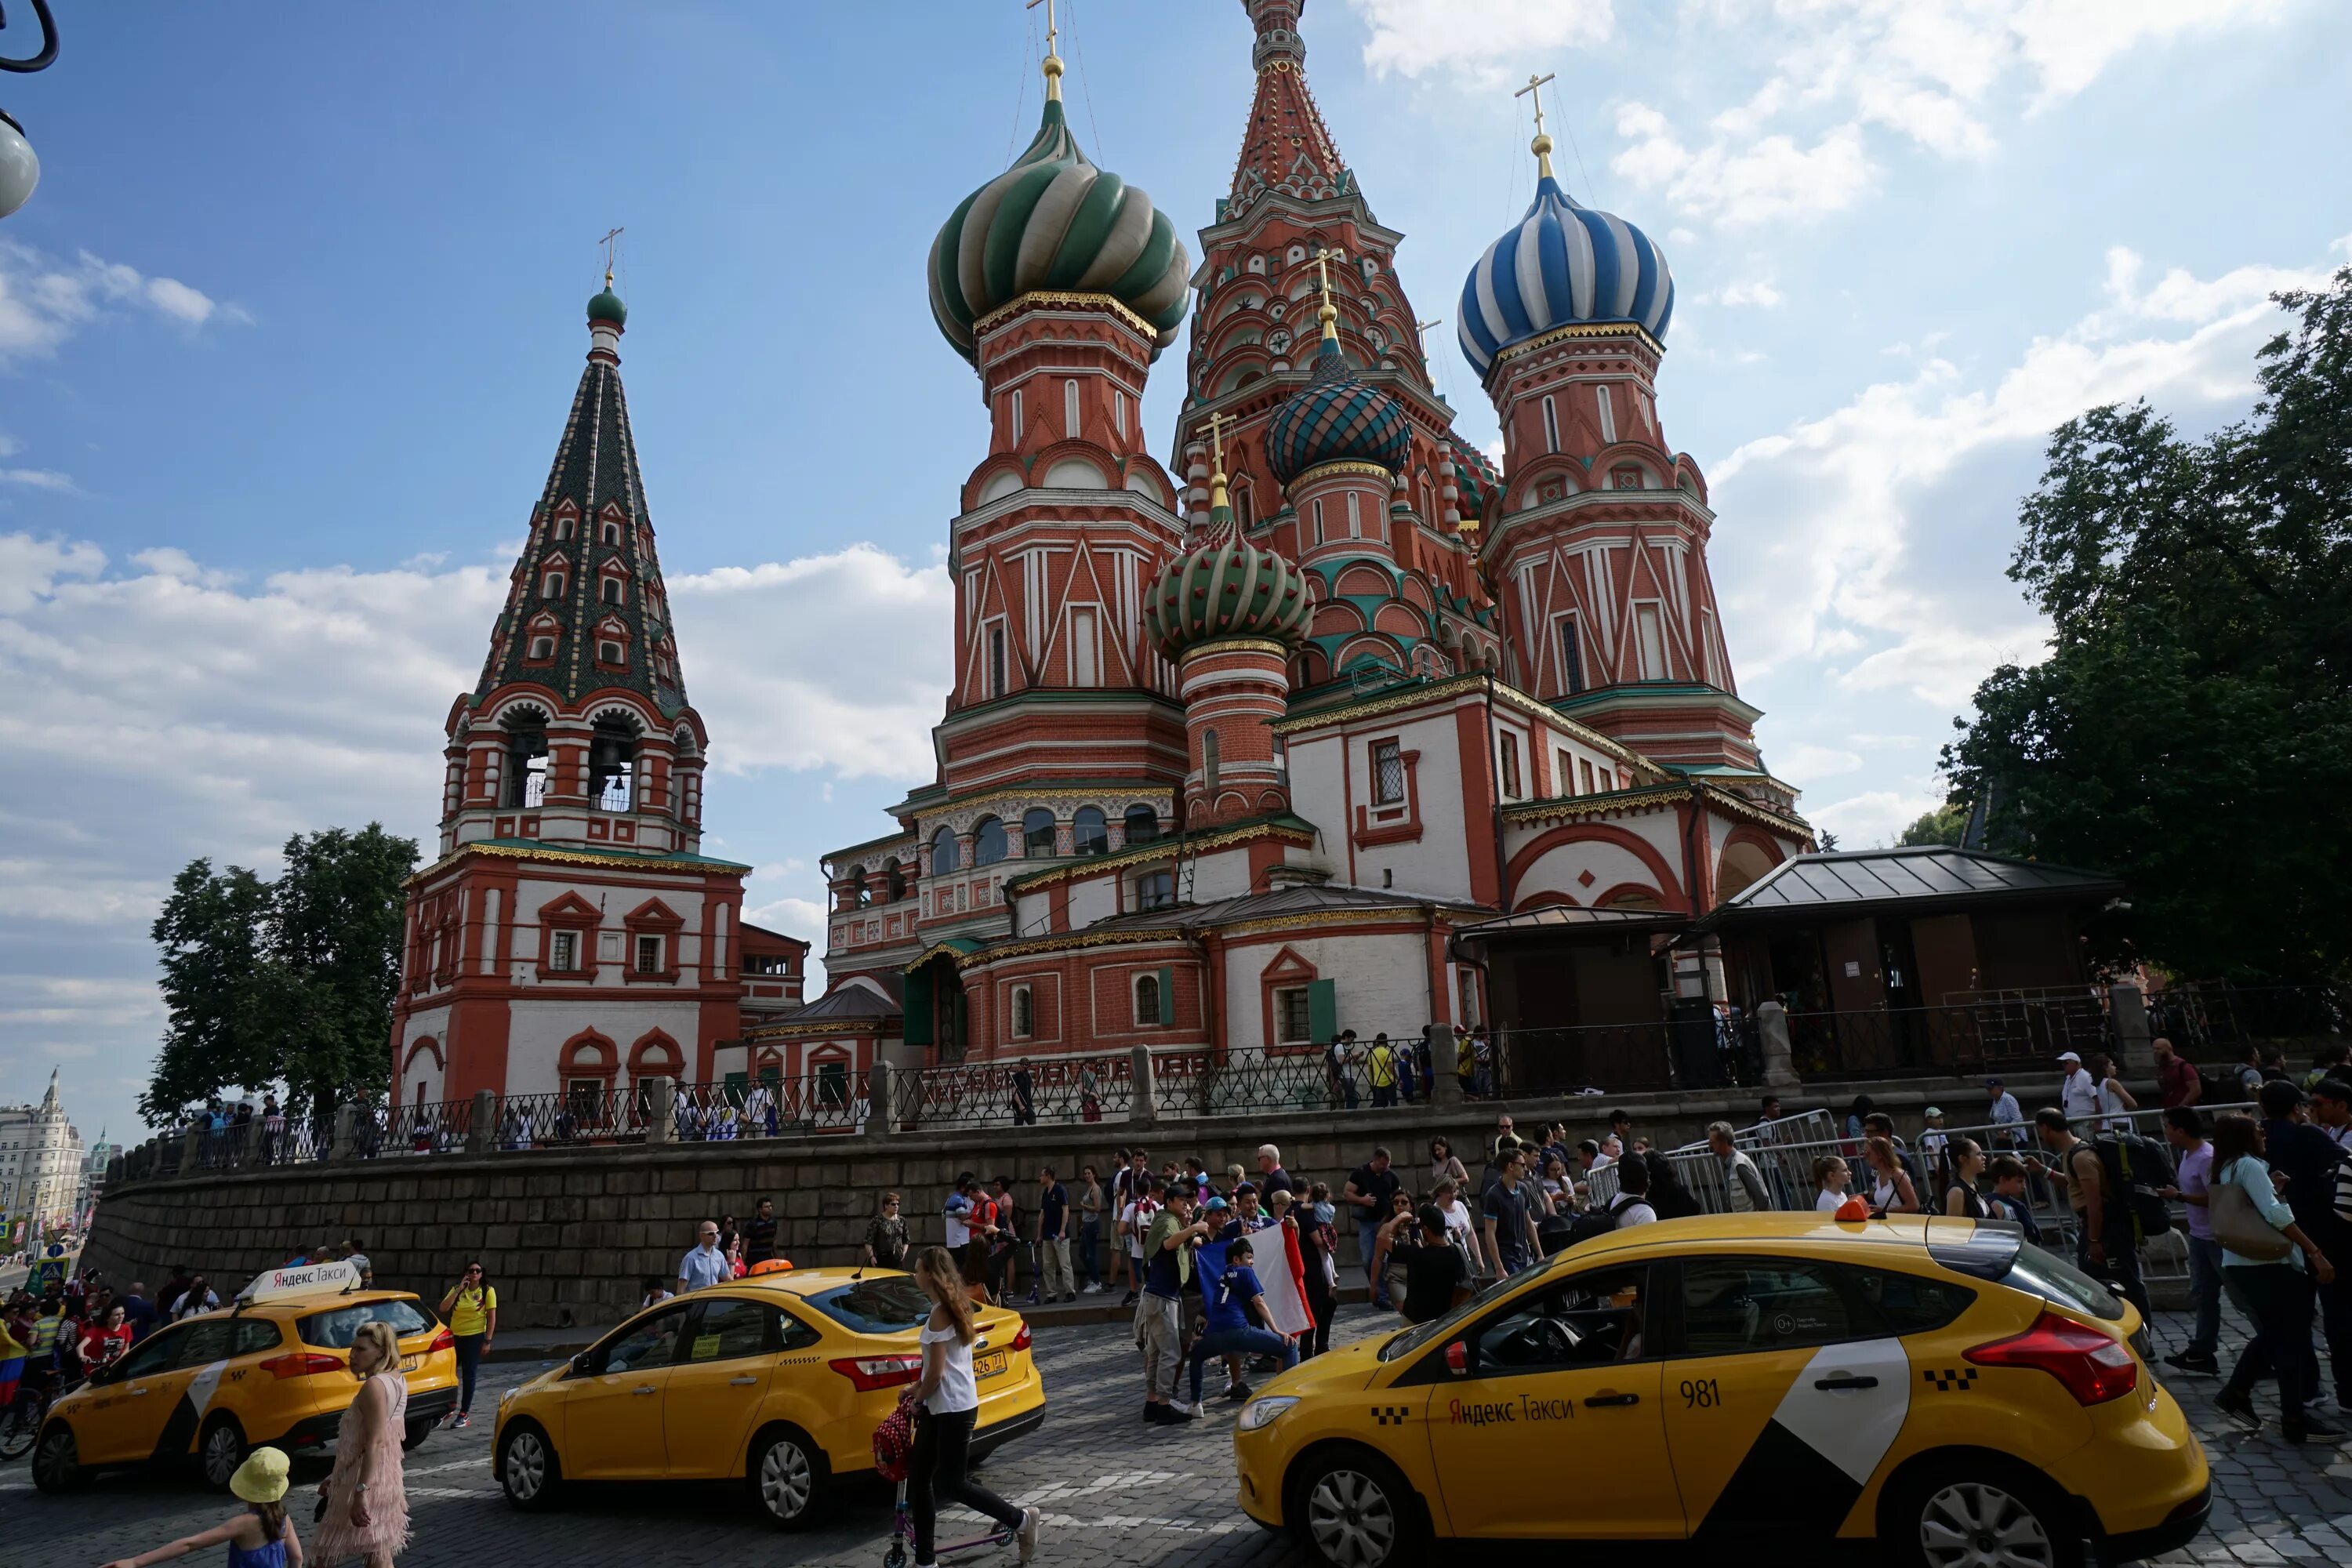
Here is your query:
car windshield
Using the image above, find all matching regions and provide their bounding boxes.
[299,1297,434,1348]
[802,1277,932,1335]
[1377,1262,1552,1361]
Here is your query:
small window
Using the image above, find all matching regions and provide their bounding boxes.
[1559,617,1585,695]
[527,636,556,662]
[1274,986,1313,1047]
[566,1078,604,1120]
[1070,608,1098,686]
[1596,384,1618,444]
[1011,985,1034,1039]
[1113,390,1127,437]
[972,816,1008,866]
[1371,741,1405,805]
[1346,492,1361,539]
[1073,808,1109,856]
[1010,388,1023,438]
[635,935,662,975]
[1555,750,1574,796]
[1679,1258,1860,1357]
[1065,378,1080,438]
[542,573,566,599]
[553,516,575,540]
[601,520,622,546]
[1580,758,1596,795]
[1312,498,1325,546]
[602,577,623,604]
[599,639,625,665]
[551,931,580,972]
[1135,870,1174,911]
[1123,804,1160,845]
[1498,733,1522,799]
[988,626,1007,699]
[1133,971,1163,1026]
[1635,604,1667,681]
[1541,396,1560,456]
[931,827,960,876]
[1022,809,1057,857]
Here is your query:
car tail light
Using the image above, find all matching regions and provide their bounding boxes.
[259,1352,345,1380]
[830,1354,923,1392]
[426,1328,455,1355]
[1965,1310,2138,1405]
[1011,1324,1033,1354]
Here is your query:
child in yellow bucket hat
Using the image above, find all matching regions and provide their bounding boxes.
[96,1446,303,1568]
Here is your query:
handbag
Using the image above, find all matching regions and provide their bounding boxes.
[2207,1161,2294,1262]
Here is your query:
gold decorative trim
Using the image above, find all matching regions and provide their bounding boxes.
[1219,906,1436,939]
[960,926,1187,968]
[1488,319,1663,373]
[1292,459,1397,486]
[1003,816,1316,893]
[1179,637,1290,664]
[406,840,747,888]
[974,290,1155,342]
[743,1018,886,1040]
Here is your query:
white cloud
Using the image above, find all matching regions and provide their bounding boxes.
[1774,742,1864,783]
[2,466,76,492]
[1345,0,1615,83]
[1807,787,1946,848]
[0,241,244,361]
[1613,104,1871,226]
[1708,278,1784,308]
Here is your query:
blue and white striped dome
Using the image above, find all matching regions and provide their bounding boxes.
[1458,175,1675,379]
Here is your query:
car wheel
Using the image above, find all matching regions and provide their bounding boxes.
[199,1414,249,1490]
[497,1421,561,1511]
[750,1426,829,1530]
[1293,1447,1425,1568]
[1886,1461,2081,1568]
[401,1420,434,1453]
[31,1422,85,1494]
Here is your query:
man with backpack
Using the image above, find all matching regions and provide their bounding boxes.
[2032,1107,2158,1322]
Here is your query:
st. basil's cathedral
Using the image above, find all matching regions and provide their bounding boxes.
[388,0,1813,1120]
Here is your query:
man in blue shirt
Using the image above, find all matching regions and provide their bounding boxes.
[118,1281,160,1345]
[1182,1236,1298,1412]
[676,1221,731,1294]
[1138,1180,1213,1425]
[1033,1166,1073,1305]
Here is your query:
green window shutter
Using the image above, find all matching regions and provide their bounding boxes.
[1157,967,1174,1026]
[1308,979,1338,1044]
[905,970,934,1048]
[722,1071,747,1108]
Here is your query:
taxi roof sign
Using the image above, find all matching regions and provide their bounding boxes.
[238,1260,362,1305]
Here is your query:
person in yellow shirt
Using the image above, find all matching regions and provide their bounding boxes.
[436,1263,496,1429]
[1367,1034,1399,1109]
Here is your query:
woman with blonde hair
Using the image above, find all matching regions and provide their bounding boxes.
[312,1319,408,1566]
[1863,1136,1922,1215]
[906,1247,1038,1566]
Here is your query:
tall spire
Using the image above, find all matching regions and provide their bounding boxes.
[1225,0,1351,219]
[1027,0,1064,102]
[473,287,687,717]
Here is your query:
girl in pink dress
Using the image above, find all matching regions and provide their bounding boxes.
[311,1320,409,1566]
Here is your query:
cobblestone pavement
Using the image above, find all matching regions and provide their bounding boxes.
[7,1305,2352,1568]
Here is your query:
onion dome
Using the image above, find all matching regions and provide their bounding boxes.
[588,286,627,327]
[1448,435,1503,521]
[1145,471,1312,658]
[1266,273,1412,486]
[927,98,1190,365]
[1457,172,1675,379]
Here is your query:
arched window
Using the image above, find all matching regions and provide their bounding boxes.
[601,518,622,546]
[841,866,868,909]
[971,815,1008,866]
[1011,985,1034,1040]
[541,571,567,599]
[601,576,624,604]
[1022,809,1057,857]
[883,858,906,900]
[1133,971,1163,1026]
[1135,869,1174,911]
[1073,808,1109,856]
[1123,804,1160,845]
[553,514,575,541]
[931,827,960,875]
[589,714,637,811]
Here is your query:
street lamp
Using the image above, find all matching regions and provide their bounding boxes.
[0,1,60,220]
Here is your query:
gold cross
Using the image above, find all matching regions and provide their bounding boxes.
[1518,72,1559,180]
[1312,249,1339,342]
[597,227,624,288]
[1196,409,1236,474]
[1026,0,1064,100]
[1415,317,1444,346]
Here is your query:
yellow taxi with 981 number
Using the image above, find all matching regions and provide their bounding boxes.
[493,1267,1044,1528]
[1232,1214,2209,1568]
[33,1262,459,1494]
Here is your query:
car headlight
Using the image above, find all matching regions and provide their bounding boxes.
[1236,1396,1298,1432]
[499,1386,517,1409]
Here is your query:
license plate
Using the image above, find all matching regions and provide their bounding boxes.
[975,1350,1009,1379]
[399,1354,422,1373]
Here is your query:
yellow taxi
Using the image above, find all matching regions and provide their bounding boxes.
[492,1267,1044,1529]
[1232,1214,2209,1568]
[32,1261,459,1494]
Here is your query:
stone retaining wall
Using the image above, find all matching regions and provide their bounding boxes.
[81,1073,2049,1330]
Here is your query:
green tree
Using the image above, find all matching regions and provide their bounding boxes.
[144,823,419,1125]
[1896,804,1970,848]
[1942,268,2352,980]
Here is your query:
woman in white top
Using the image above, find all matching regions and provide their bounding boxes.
[907,1247,1038,1567]
[1862,1136,1922,1214]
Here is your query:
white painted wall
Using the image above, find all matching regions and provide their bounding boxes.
[1221,928,1433,1052]
[506,998,708,1097]
[1504,808,1686,906]
[398,1005,452,1103]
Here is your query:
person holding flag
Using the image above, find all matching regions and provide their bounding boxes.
[1181,1235,1299,1411]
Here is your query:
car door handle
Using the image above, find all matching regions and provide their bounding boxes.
[129,1387,150,1396]
[1815,1375,1878,1391]
[728,1375,757,1386]
[1584,1392,1640,1407]
[630,1385,657,1396]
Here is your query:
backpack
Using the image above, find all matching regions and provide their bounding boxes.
[2196,1065,2239,1107]
[1558,1195,1639,1252]
[1642,1152,1700,1221]
[2091,1132,2178,1241]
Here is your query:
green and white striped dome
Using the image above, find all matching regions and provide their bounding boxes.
[1145,511,1312,659]
[929,100,1190,365]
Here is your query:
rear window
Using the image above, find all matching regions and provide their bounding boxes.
[299,1298,434,1348]
[1842,1266,1976,1335]
[1929,1221,2122,1322]
[801,1278,931,1335]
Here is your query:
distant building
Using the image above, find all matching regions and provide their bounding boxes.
[1,1069,86,1244]
[78,1129,119,1225]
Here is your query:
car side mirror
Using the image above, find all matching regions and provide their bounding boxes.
[568,1352,592,1376]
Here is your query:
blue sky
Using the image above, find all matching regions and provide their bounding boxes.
[5,0,2347,1144]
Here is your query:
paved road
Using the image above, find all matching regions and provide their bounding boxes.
[7,1307,2352,1568]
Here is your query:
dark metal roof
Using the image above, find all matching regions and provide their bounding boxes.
[1700,847,2122,927]
[1076,882,1476,936]
[1455,905,1690,941]
[782,982,898,1022]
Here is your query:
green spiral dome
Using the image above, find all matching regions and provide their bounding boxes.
[929,100,1190,365]
[1145,516,1312,659]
